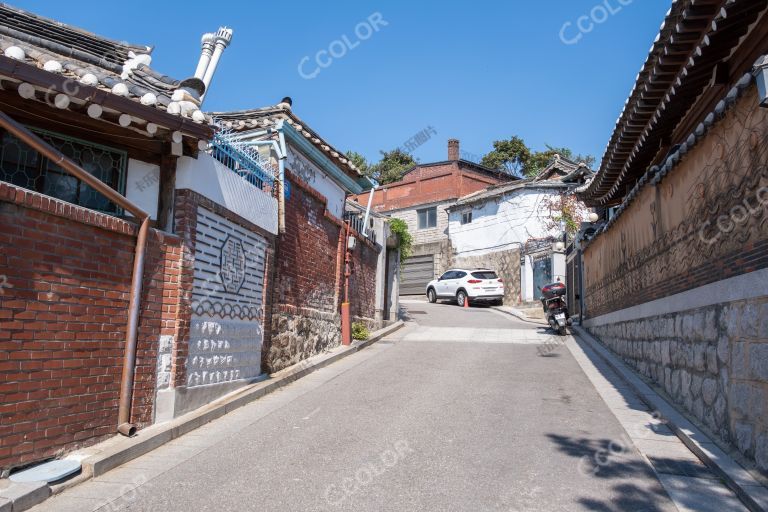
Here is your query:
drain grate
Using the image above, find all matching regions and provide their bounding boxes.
[408,311,427,315]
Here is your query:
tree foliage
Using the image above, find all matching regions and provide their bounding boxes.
[389,217,413,263]
[538,192,592,239]
[480,136,530,178]
[481,136,595,178]
[345,151,370,178]
[368,148,417,185]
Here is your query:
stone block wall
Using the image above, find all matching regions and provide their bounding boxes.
[588,297,768,475]
[452,247,521,305]
[0,181,181,471]
[581,87,768,475]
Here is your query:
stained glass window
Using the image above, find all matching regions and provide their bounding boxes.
[0,128,127,214]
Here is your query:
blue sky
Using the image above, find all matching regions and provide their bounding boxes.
[15,0,670,167]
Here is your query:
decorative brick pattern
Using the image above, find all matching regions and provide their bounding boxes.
[172,189,276,389]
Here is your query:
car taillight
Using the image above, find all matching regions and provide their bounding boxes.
[497,278,503,283]
[467,279,482,284]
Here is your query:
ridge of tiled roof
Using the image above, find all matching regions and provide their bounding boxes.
[0,3,212,125]
[210,104,363,177]
[578,0,768,207]
[449,177,575,210]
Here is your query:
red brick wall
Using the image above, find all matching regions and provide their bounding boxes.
[351,163,507,213]
[275,172,342,314]
[349,239,378,323]
[0,182,181,471]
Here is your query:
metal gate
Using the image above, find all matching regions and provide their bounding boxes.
[400,254,435,295]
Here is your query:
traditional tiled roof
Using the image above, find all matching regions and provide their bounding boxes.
[211,102,363,178]
[582,68,757,250]
[577,0,768,207]
[533,154,593,183]
[0,3,210,126]
[449,155,592,210]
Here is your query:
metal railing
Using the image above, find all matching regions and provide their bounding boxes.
[210,129,276,192]
[344,211,376,244]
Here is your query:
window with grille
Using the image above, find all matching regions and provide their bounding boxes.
[0,128,127,214]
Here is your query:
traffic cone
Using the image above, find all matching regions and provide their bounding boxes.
[463,296,469,308]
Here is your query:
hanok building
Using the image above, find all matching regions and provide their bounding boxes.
[575,0,768,476]
[351,139,515,295]
[0,4,231,471]
[447,155,592,305]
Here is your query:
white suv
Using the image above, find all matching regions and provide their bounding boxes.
[426,269,504,307]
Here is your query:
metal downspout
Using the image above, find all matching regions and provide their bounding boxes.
[0,111,150,437]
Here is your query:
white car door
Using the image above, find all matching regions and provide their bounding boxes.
[437,271,453,298]
[445,271,464,296]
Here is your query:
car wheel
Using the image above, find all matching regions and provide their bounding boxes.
[493,299,503,306]
[427,288,437,303]
[457,290,468,307]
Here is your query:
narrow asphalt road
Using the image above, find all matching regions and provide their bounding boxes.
[34,299,677,512]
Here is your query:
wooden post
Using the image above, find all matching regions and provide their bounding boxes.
[157,152,178,232]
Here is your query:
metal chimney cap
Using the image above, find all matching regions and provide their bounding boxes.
[179,77,206,98]
[201,32,216,45]
[215,27,234,46]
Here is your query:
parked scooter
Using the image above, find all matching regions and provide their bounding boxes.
[539,281,571,335]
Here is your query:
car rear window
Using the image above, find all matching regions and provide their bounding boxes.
[471,271,498,280]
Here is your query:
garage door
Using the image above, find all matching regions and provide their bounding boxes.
[400,254,435,295]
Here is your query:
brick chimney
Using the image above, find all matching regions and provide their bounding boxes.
[448,139,460,161]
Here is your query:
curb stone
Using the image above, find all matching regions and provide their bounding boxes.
[491,305,548,325]
[572,325,768,512]
[0,320,404,512]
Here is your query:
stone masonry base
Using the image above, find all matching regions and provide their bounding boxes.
[586,296,768,477]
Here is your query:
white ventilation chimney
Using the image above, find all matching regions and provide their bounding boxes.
[201,27,233,101]
[194,33,216,80]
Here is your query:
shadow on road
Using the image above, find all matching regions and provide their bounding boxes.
[545,433,674,512]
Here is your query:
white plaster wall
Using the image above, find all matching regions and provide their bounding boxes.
[188,207,268,387]
[449,189,558,257]
[286,146,346,219]
[125,159,159,220]
[176,153,278,235]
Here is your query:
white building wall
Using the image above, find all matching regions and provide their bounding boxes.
[449,189,557,257]
[176,153,278,234]
[125,159,160,220]
[387,201,452,246]
[286,146,346,219]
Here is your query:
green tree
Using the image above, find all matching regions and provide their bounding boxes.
[368,149,417,185]
[480,135,530,177]
[481,137,595,178]
[345,150,370,178]
[527,145,596,176]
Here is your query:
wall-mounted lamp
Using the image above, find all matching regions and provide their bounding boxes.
[588,212,599,223]
[754,56,768,108]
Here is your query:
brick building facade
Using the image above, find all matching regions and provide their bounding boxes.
[351,139,514,294]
